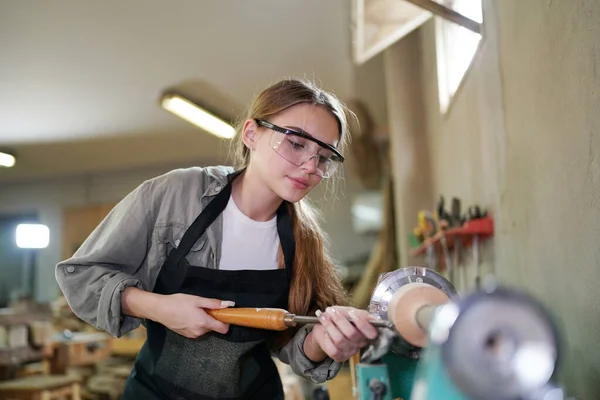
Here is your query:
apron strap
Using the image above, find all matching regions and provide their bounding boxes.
[170,183,231,264]
[155,173,236,295]
[276,203,295,283]
[155,168,296,294]
[166,169,243,266]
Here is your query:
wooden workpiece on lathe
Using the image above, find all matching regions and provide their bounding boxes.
[388,283,450,347]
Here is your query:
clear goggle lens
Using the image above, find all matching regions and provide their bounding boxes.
[270,131,341,178]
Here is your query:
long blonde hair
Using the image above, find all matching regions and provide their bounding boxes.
[229,78,352,348]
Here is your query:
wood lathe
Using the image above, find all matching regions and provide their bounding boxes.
[207,266,570,399]
[355,266,568,400]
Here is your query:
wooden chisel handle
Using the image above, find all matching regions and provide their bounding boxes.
[206,307,290,331]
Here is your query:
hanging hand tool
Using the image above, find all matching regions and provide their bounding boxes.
[450,197,463,227]
[418,210,438,270]
[436,196,451,226]
[464,204,488,221]
[417,210,438,237]
[437,196,463,228]
[206,307,394,331]
[449,197,462,284]
[440,234,453,275]
[473,234,480,289]
[420,208,453,273]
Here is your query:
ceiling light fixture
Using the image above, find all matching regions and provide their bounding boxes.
[160,92,236,139]
[0,151,16,168]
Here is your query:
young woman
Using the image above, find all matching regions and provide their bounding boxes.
[56,78,379,399]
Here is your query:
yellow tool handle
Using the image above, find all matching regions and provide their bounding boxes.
[206,307,290,331]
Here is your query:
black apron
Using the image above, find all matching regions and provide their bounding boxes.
[121,171,295,400]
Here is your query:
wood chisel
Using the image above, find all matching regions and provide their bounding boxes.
[206,307,394,331]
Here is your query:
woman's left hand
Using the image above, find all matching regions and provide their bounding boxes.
[306,306,379,363]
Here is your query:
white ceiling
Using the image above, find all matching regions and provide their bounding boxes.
[0,0,357,182]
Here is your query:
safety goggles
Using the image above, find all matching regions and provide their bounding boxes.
[255,119,344,178]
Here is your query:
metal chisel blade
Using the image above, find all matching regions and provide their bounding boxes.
[291,315,394,329]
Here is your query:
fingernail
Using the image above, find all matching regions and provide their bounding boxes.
[315,310,323,317]
[326,307,335,314]
[318,311,328,323]
[348,309,358,320]
[221,301,235,308]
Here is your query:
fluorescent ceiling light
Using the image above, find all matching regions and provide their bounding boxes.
[0,151,16,167]
[161,94,236,139]
[16,224,50,249]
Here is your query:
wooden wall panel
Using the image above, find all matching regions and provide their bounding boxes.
[61,204,115,260]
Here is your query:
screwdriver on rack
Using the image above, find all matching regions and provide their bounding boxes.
[206,307,394,331]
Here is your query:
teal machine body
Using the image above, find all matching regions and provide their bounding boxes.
[354,267,567,400]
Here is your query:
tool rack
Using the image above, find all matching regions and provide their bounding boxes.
[410,216,494,262]
[410,215,494,289]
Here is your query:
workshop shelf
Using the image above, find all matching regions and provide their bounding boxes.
[410,216,494,258]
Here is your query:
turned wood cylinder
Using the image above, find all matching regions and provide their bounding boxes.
[388,282,450,347]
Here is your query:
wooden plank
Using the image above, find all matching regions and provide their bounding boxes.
[8,325,28,349]
[61,204,116,260]
[110,326,146,357]
[0,310,51,326]
[0,346,45,367]
[50,333,112,374]
[110,337,145,357]
[0,374,80,391]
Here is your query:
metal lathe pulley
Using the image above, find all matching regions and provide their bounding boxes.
[439,287,561,400]
[368,266,458,358]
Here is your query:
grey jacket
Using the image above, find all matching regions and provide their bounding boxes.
[55,165,342,383]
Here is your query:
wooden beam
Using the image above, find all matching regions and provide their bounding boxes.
[402,0,481,34]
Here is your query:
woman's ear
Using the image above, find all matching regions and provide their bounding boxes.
[241,119,260,151]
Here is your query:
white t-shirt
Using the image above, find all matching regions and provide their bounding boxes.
[218,195,280,271]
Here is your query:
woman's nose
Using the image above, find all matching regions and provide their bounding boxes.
[301,155,319,174]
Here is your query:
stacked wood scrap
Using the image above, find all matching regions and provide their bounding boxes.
[51,296,96,333]
[0,310,53,350]
[110,325,146,357]
[0,374,82,400]
[66,357,133,400]
[49,332,113,375]
[0,309,54,379]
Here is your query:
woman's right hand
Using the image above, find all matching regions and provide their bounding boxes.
[154,293,235,339]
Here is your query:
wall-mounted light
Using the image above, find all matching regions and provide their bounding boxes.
[16,223,49,300]
[160,92,236,139]
[0,151,16,168]
[16,223,50,249]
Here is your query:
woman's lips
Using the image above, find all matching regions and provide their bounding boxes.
[287,176,309,190]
